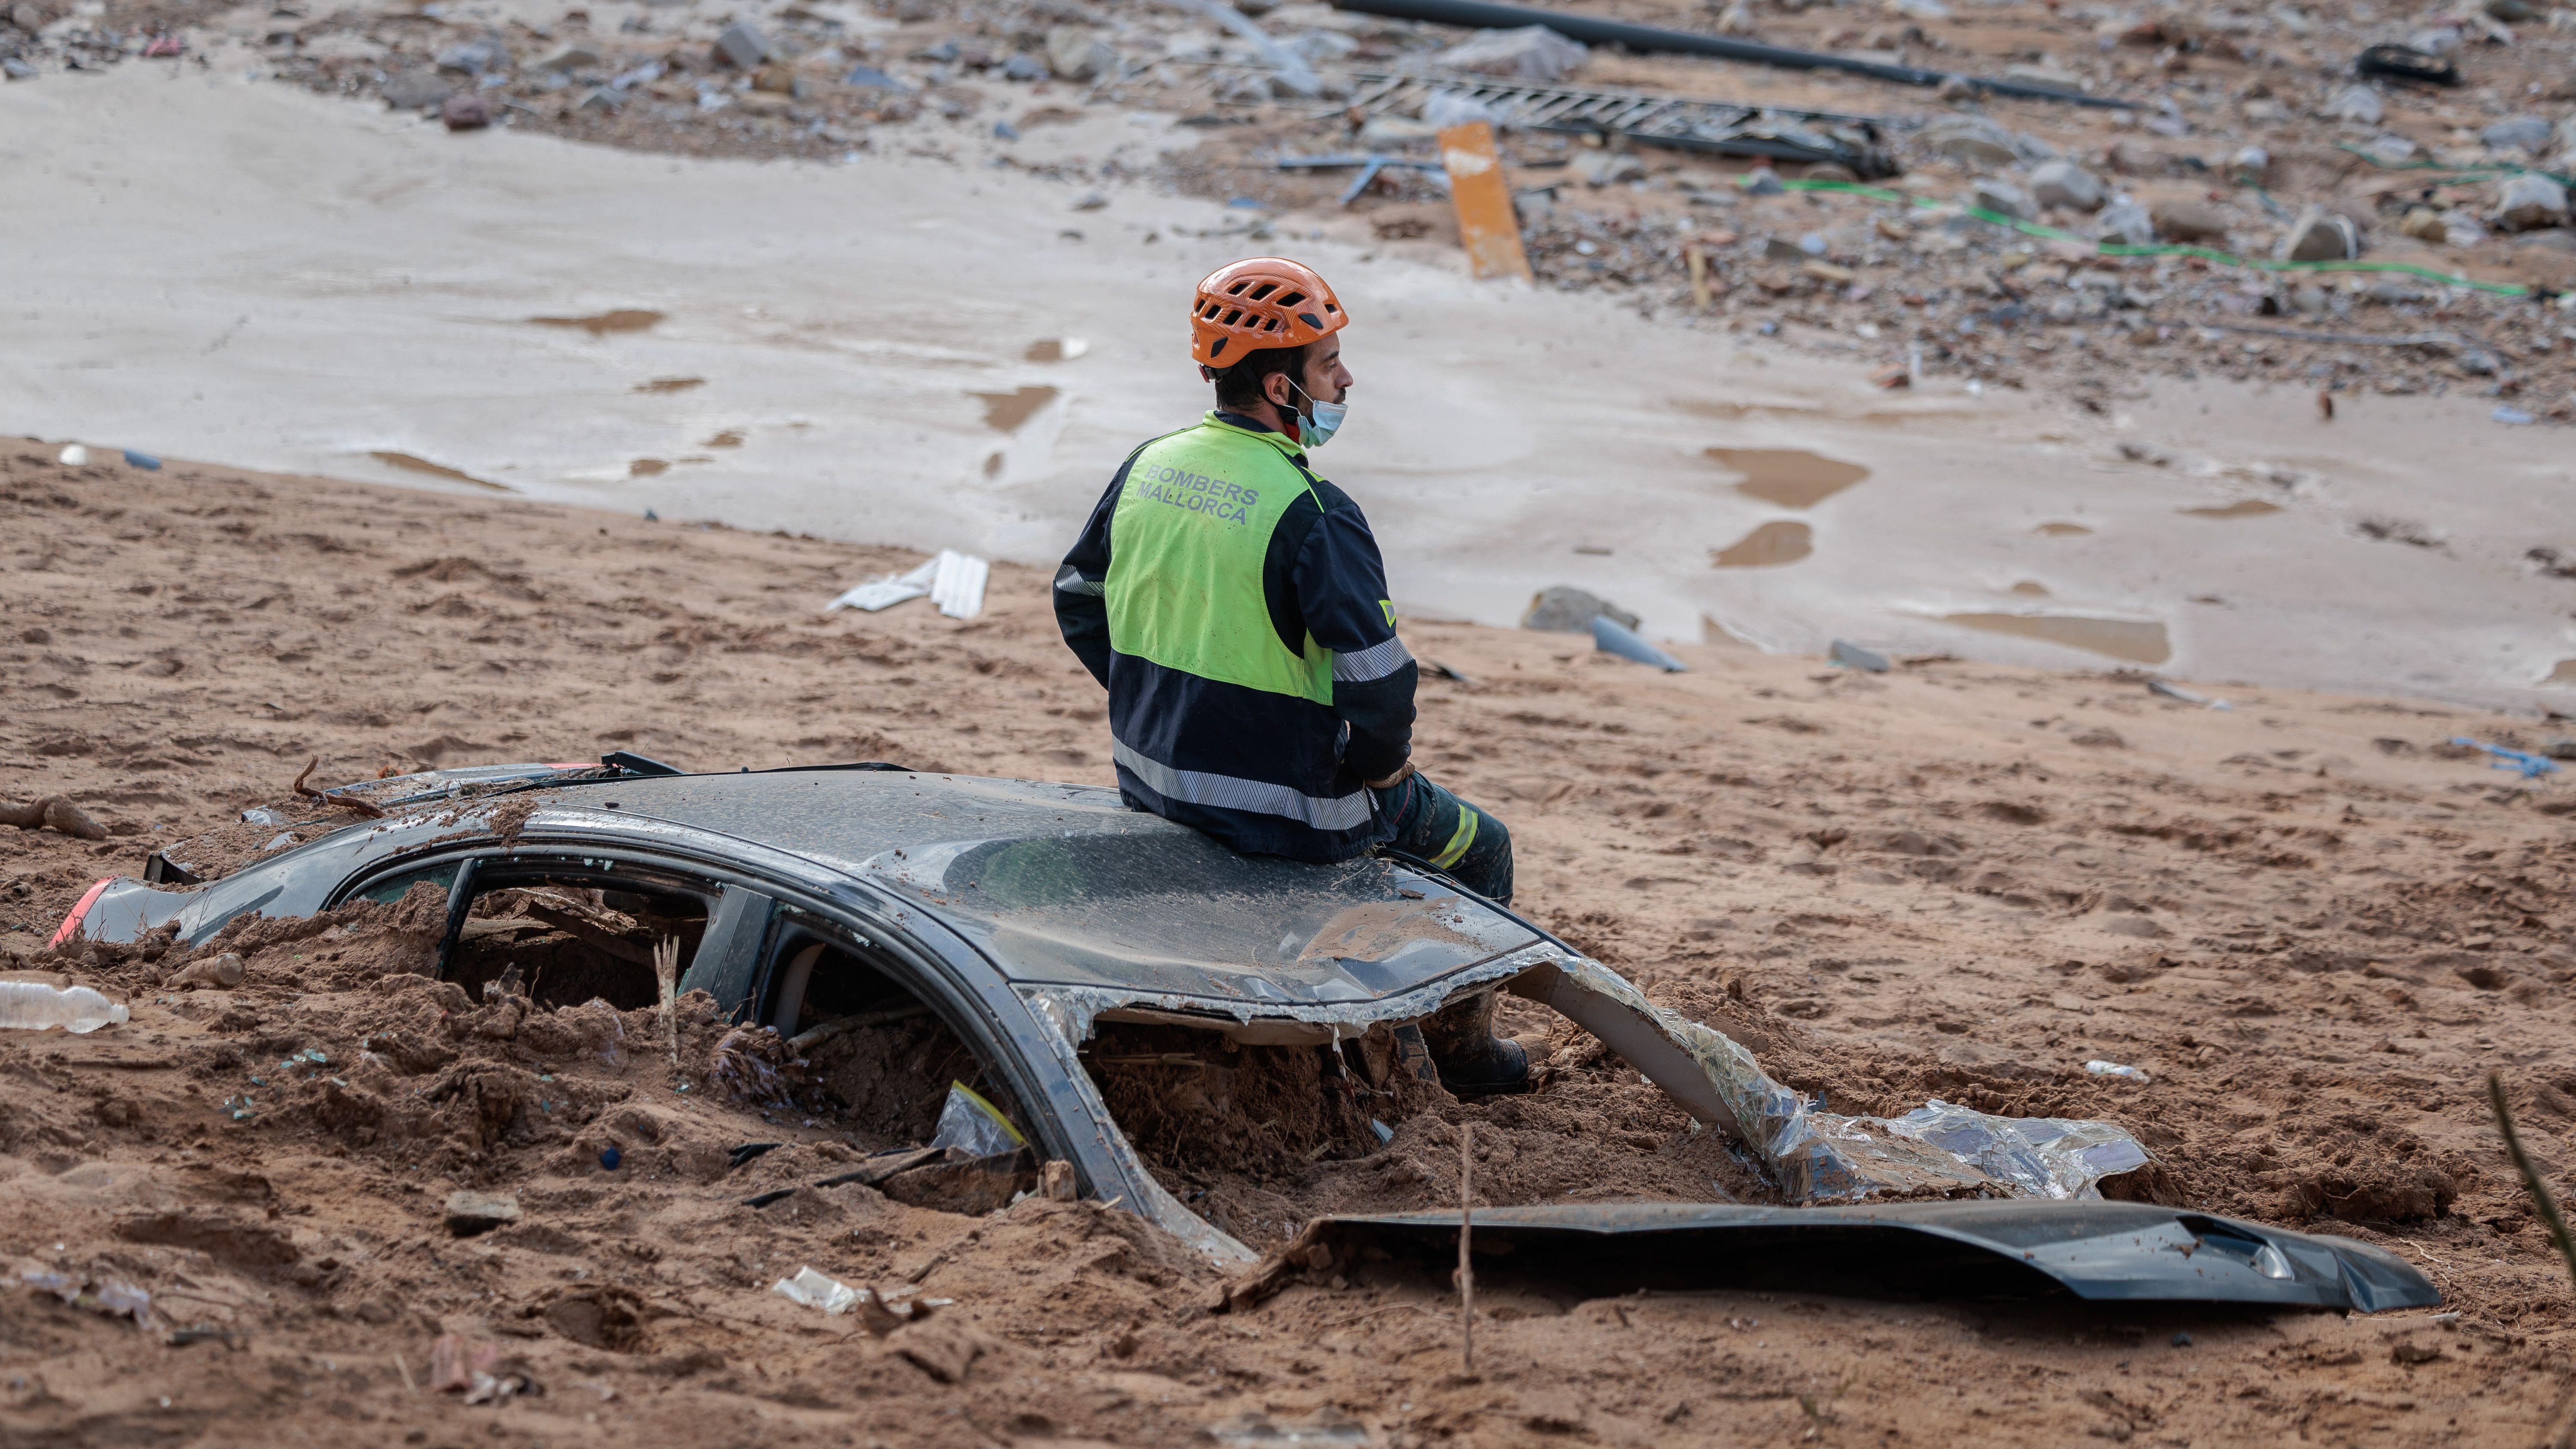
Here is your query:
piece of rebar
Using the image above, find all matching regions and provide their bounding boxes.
[2488,1071,2576,1297]
[1326,0,2137,107]
[1458,1119,1475,1372]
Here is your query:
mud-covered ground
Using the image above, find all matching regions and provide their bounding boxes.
[5,439,2575,1444]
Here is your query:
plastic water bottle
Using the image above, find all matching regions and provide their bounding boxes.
[0,981,131,1034]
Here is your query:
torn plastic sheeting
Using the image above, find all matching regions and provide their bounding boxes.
[1511,958,2150,1202]
[1150,0,1321,96]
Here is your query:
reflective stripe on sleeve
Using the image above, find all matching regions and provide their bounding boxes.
[1054,565,1105,597]
[1329,634,1414,684]
[1111,739,1373,832]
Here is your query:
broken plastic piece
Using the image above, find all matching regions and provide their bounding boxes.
[1590,615,1686,672]
[0,981,130,1034]
[772,1265,863,1315]
[825,549,989,619]
[2354,43,2460,87]
[1828,639,1891,672]
[2451,737,2558,779]
[122,450,161,471]
[2084,1059,2151,1082]
[1437,120,1534,282]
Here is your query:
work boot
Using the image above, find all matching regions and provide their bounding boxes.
[1416,989,1533,1095]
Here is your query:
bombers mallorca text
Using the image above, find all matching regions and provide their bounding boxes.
[1137,463,1258,525]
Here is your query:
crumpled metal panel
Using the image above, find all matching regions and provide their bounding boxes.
[1299,1200,2440,1312]
[1525,959,2149,1202]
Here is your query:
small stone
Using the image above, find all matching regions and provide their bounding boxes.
[1971,177,2034,221]
[1001,53,1041,81]
[2231,145,2269,179]
[537,42,600,72]
[2,55,36,80]
[2277,206,2359,261]
[382,69,450,109]
[2493,173,2569,231]
[714,20,769,70]
[1044,24,1113,81]
[2482,115,2553,152]
[2171,1331,2193,1347]
[2484,0,2536,17]
[2398,205,2450,242]
[1921,115,2020,168]
[1801,258,1856,283]
[1571,149,1644,186]
[2327,84,2384,126]
[443,1191,521,1236]
[2028,159,2104,211]
[2150,198,2230,242]
[1522,585,1639,634]
[1743,167,1785,195]
[1427,23,1586,81]
[434,35,509,75]
[2363,133,2417,166]
[440,93,492,130]
[573,85,621,113]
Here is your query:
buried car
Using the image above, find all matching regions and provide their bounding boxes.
[57,757,2435,1311]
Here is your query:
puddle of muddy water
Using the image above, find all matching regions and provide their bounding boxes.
[1943,612,2171,665]
[2034,522,2093,537]
[1704,448,1869,508]
[973,386,1059,432]
[634,376,702,393]
[531,310,665,335]
[1024,338,1089,362]
[1711,520,1813,568]
[2181,500,2283,519]
[369,450,508,491]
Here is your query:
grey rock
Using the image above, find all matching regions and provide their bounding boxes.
[1744,167,1785,195]
[2096,200,2156,246]
[2150,198,2230,242]
[1571,149,1644,186]
[8,1,40,32]
[435,35,509,74]
[1829,639,1892,672]
[0,56,32,79]
[1971,177,2035,221]
[2277,205,2359,261]
[1522,586,1639,635]
[2485,0,2536,17]
[1045,24,1114,81]
[1429,23,1586,81]
[444,1190,521,1236]
[2494,172,2569,230]
[843,64,902,90]
[574,85,621,112]
[538,41,600,72]
[439,92,492,129]
[1002,52,1042,81]
[2028,159,2104,210]
[382,69,451,108]
[2326,84,2383,125]
[1921,115,2020,169]
[2363,132,2417,165]
[1762,235,1808,261]
[2231,145,2269,179]
[2482,115,2553,152]
[2404,25,2459,54]
[714,20,769,70]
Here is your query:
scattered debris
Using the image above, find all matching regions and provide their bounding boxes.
[1592,615,1686,672]
[440,93,492,131]
[292,758,388,818]
[2084,1059,2151,1082]
[2146,679,2231,709]
[826,549,989,620]
[1521,585,1637,633]
[1276,152,1449,208]
[1343,70,1898,179]
[169,952,246,989]
[2449,736,2558,779]
[16,1262,159,1332]
[2354,43,2460,88]
[1428,24,1586,82]
[1438,119,1534,281]
[121,450,161,471]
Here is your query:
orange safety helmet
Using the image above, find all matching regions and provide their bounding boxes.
[1189,257,1348,368]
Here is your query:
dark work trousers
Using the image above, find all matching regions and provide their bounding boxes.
[1370,771,1513,903]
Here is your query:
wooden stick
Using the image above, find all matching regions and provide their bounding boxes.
[654,936,681,1068]
[2490,1071,2576,1297]
[787,1002,932,1053]
[1458,1118,1474,1373]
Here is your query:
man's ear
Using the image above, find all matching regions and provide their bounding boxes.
[1264,370,1295,409]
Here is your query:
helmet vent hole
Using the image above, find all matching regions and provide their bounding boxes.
[1246,282,1277,301]
[1276,290,1306,308]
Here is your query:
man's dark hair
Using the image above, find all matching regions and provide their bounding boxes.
[1209,341,1308,414]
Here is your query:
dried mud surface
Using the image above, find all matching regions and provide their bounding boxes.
[5,439,2575,1445]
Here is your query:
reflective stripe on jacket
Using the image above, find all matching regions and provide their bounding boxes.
[1054,412,1417,863]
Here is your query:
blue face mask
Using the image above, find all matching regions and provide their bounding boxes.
[1285,379,1349,450]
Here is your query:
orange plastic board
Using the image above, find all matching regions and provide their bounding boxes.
[1436,122,1532,283]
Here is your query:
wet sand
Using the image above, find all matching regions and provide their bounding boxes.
[7,64,2576,710]
[4,443,2572,1445]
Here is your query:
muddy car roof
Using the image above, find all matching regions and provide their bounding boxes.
[541,772,1543,1011]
